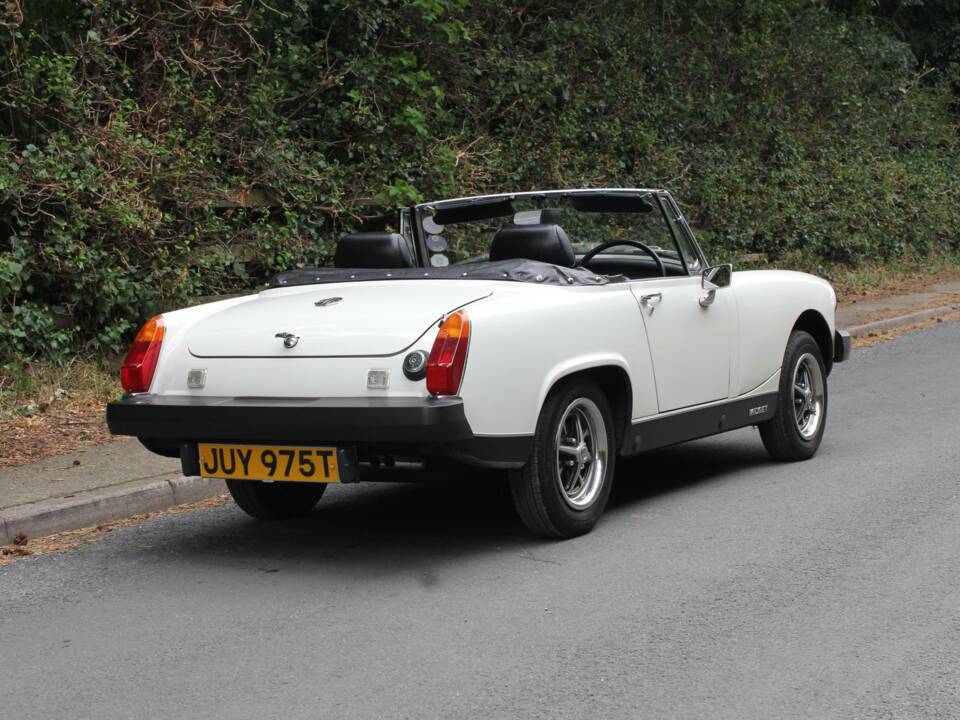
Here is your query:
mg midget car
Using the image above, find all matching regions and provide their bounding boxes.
[107,188,851,538]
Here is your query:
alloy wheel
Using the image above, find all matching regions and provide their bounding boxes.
[792,352,825,439]
[555,398,609,510]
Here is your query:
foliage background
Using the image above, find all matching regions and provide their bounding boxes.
[1,0,958,359]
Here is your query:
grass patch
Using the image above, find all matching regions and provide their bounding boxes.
[823,255,960,303]
[734,251,960,304]
[0,358,121,421]
[0,359,124,466]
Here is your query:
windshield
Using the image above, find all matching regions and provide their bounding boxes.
[416,190,690,277]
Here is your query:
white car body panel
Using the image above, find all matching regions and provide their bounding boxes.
[730,270,836,395]
[454,282,658,435]
[628,275,737,412]
[147,268,835,438]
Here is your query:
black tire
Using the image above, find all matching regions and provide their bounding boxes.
[226,479,327,520]
[510,380,617,538]
[759,330,828,461]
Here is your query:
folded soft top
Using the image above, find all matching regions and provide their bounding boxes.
[266,259,626,289]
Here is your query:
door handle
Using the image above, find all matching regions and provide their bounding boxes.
[639,292,662,314]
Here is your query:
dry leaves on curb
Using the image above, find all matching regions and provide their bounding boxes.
[0,401,123,467]
[853,310,960,349]
[0,547,32,559]
[0,494,230,567]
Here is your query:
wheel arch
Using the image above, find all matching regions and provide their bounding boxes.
[793,309,834,375]
[540,362,633,452]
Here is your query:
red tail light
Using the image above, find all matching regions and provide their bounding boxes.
[426,310,471,396]
[120,316,165,393]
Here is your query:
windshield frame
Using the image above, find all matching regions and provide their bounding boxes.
[412,188,704,277]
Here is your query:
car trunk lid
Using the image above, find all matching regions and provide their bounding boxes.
[186,281,490,358]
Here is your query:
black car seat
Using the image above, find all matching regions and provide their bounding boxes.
[334,232,416,268]
[489,223,576,267]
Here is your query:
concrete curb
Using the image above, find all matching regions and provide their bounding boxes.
[845,302,960,338]
[0,475,225,545]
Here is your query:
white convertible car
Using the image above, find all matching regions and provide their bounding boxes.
[108,188,850,538]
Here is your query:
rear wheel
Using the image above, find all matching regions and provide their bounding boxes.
[510,380,616,538]
[226,479,326,520]
[759,330,827,461]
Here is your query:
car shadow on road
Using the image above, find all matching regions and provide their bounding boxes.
[133,433,773,576]
[608,434,771,509]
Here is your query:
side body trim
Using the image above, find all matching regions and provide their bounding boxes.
[622,392,778,455]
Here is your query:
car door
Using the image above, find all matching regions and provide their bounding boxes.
[630,274,736,413]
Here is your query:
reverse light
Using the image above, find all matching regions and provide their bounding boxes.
[426,310,471,396]
[120,316,165,393]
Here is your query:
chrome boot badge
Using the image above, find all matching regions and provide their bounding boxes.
[275,332,300,349]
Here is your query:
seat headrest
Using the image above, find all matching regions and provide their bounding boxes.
[334,232,416,269]
[490,223,575,267]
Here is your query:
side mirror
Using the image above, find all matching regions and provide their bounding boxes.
[700,264,732,307]
[702,263,732,290]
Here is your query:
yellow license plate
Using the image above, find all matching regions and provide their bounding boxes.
[198,443,339,483]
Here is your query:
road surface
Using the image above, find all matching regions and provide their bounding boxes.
[2,320,959,719]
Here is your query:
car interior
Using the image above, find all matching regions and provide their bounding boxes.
[333,193,694,280]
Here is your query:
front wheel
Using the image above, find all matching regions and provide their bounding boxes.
[226,479,327,520]
[759,330,828,461]
[510,380,616,538]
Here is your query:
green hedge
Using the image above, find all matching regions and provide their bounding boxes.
[1,0,958,359]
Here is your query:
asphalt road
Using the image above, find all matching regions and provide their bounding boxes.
[2,321,959,720]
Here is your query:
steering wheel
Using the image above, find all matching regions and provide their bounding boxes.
[576,240,666,277]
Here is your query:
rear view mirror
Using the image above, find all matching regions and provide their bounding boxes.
[702,264,732,290]
[513,208,563,225]
[513,209,543,225]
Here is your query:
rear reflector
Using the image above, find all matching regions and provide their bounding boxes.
[426,310,471,396]
[120,316,165,393]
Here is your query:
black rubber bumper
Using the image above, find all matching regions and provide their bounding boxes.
[834,329,852,363]
[106,395,531,468]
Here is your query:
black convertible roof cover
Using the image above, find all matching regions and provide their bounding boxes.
[266,259,626,289]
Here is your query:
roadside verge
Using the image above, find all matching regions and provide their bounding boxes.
[843,302,960,338]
